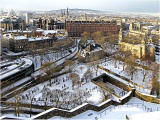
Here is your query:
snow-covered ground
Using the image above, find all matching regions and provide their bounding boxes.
[2,40,159,119]
[1,113,31,119]
[155,54,160,64]
[7,64,110,109]
[27,49,70,70]
[98,57,154,94]
[50,97,160,120]
[128,111,160,120]
[26,39,79,70]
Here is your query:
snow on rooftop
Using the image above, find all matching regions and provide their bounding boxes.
[0,64,18,75]
[14,36,27,40]
[0,18,4,22]
[3,34,12,39]
[43,30,57,35]
[4,51,28,56]
[28,37,51,42]
[7,30,32,33]
[0,67,20,80]
[36,29,44,32]
[0,58,32,80]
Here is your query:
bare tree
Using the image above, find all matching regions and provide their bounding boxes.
[81,32,90,44]
[77,52,85,63]
[64,60,74,71]
[14,90,23,117]
[101,89,111,100]
[28,90,36,117]
[91,31,105,49]
[89,60,99,76]
[41,62,56,86]
[125,56,138,81]
[84,69,93,83]
[14,95,20,117]
[105,32,117,53]
[69,73,80,90]
[151,64,160,97]
[141,69,149,82]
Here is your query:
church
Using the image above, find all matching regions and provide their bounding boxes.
[118,24,155,61]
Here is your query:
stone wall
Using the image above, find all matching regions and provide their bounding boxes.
[32,73,134,119]
[135,91,160,104]
[32,91,134,119]
[31,73,159,119]
[100,73,132,92]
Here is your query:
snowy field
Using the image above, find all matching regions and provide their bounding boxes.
[51,97,160,120]
[8,64,111,109]
[98,57,154,94]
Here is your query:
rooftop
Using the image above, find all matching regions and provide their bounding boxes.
[28,36,51,41]
[14,36,27,40]
[0,58,33,80]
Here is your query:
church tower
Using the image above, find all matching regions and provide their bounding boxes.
[61,9,63,17]
[66,8,69,18]
[129,23,133,31]
[84,13,87,21]
[119,28,123,42]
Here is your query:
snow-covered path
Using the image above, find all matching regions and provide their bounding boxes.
[51,97,160,120]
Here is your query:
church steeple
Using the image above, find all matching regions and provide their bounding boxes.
[61,9,63,17]
[66,7,69,18]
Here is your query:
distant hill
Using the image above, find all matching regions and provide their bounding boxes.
[32,8,159,17]
[48,8,107,14]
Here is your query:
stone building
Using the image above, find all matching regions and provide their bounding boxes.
[80,40,105,62]
[0,17,26,31]
[9,36,56,52]
[118,28,155,60]
[34,18,64,30]
[65,21,118,37]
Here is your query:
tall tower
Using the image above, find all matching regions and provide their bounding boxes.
[61,10,63,17]
[129,23,133,31]
[119,28,123,42]
[66,8,69,18]
[46,19,49,30]
[84,13,87,21]
[25,13,30,24]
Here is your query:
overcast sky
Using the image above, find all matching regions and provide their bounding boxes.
[0,0,159,13]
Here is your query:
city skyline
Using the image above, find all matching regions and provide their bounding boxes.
[0,0,159,13]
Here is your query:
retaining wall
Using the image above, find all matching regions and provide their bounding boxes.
[135,91,160,104]
[32,73,134,119]
[32,91,134,119]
